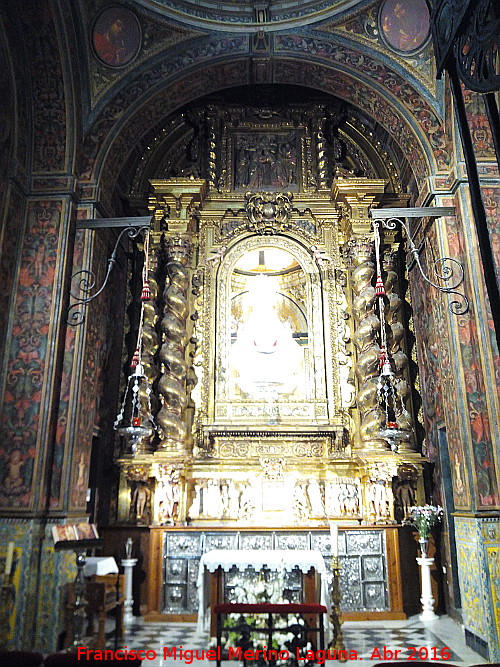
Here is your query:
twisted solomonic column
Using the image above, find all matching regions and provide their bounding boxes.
[382,250,416,452]
[157,236,192,454]
[137,245,160,454]
[350,239,385,450]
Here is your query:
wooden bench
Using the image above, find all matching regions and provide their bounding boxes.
[214,602,327,666]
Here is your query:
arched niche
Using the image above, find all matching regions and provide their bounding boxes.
[212,234,331,425]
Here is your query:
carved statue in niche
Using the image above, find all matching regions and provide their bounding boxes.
[368,481,389,521]
[188,484,202,519]
[156,465,181,524]
[220,481,230,516]
[307,479,325,516]
[215,236,329,422]
[126,465,151,525]
[131,482,151,525]
[325,482,342,516]
[228,261,306,400]
[394,481,415,521]
[239,484,257,520]
[293,483,309,521]
[324,480,360,517]
[345,482,361,516]
[393,464,418,523]
[205,479,224,519]
[228,481,241,517]
[188,479,248,520]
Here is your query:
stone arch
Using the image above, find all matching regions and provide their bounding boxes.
[81,46,448,203]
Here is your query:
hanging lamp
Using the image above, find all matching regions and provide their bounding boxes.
[373,220,412,452]
[114,230,156,452]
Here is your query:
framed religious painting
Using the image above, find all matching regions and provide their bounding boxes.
[379,0,430,54]
[92,6,142,68]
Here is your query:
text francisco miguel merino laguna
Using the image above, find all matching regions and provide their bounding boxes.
[76,646,360,662]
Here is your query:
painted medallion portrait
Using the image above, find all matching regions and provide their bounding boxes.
[92,6,142,68]
[380,0,430,53]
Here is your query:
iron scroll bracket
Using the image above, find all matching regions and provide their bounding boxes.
[369,207,469,316]
[67,216,152,327]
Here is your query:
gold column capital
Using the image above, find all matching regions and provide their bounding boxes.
[148,178,207,231]
[332,177,387,237]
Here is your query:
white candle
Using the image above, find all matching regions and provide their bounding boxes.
[4,541,14,578]
[329,522,338,557]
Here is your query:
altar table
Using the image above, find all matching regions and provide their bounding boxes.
[196,549,330,637]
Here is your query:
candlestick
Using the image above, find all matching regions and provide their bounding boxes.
[329,522,338,557]
[328,558,346,659]
[4,542,14,579]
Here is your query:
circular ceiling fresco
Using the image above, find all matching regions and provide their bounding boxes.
[134,0,369,31]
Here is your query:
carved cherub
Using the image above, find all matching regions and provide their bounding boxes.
[310,245,333,267]
[205,246,227,265]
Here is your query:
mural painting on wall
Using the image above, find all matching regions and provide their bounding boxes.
[25,3,67,173]
[0,201,61,508]
[69,234,119,511]
[234,132,299,190]
[92,6,142,68]
[50,218,88,508]
[484,187,500,285]
[446,210,499,508]
[0,544,21,643]
[0,191,22,354]
[379,0,430,53]
[464,90,496,160]
[411,235,471,508]
[82,60,246,188]
[50,321,76,508]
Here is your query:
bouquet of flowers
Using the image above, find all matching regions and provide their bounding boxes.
[405,504,443,539]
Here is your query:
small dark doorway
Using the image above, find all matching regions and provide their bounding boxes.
[438,426,461,610]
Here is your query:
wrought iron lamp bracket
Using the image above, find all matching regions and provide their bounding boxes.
[67,217,152,326]
[370,207,469,316]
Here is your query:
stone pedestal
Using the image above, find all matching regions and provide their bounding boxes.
[416,556,438,622]
[121,558,138,624]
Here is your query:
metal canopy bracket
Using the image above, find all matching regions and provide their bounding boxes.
[68,216,153,326]
[370,207,456,220]
[76,216,153,230]
[369,206,469,315]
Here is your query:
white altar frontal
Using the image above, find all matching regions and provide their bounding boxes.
[196,549,330,636]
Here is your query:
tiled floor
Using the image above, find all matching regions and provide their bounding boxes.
[101,616,489,666]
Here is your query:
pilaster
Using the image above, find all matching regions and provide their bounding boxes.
[455,515,500,660]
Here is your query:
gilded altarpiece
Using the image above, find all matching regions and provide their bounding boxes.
[115,106,425,618]
[116,103,426,529]
[117,183,423,528]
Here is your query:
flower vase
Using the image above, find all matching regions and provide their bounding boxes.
[418,538,429,558]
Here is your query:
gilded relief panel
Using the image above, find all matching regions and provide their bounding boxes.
[232,131,301,191]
